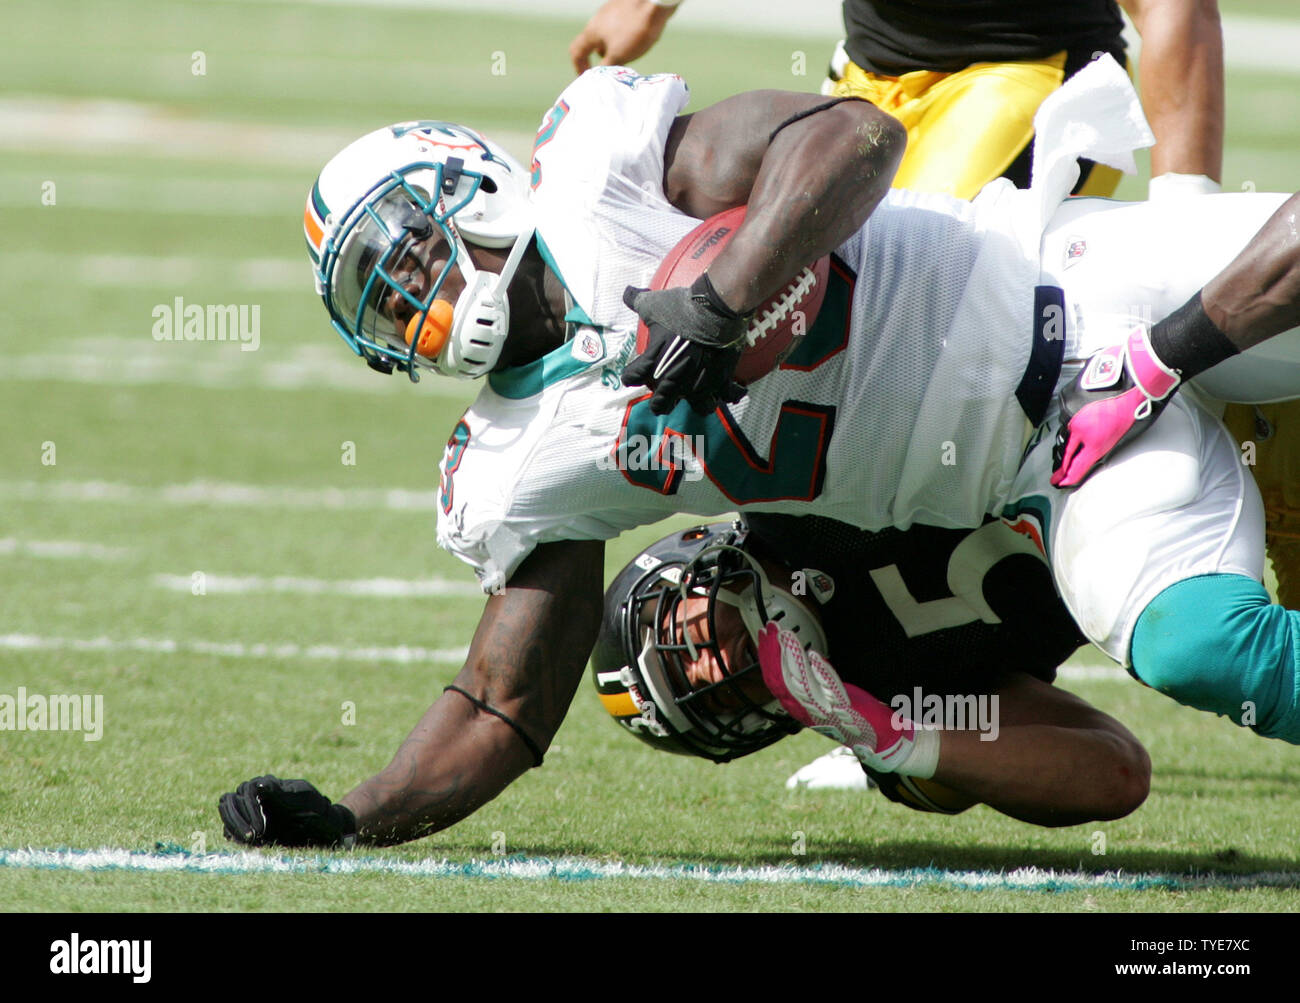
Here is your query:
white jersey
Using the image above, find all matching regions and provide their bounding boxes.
[437,67,1059,591]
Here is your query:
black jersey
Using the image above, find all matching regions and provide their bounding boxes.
[744,512,1085,700]
[843,0,1126,76]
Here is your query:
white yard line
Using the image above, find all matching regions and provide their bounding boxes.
[1216,15,1300,76]
[204,0,1300,74]
[3,12,1294,171]
[0,97,364,167]
[0,339,479,399]
[0,170,302,215]
[152,572,481,597]
[3,845,1296,892]
[0,479,441,510]
[203,0,835,34]
[0,633,469,664]
[1,251,303,290]
[0,538,130,560]
[0,96,536,166]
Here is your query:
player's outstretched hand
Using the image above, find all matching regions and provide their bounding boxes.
[622,276,747,415]
[756,622,916,773]
[568,0,677,75]
[219,775,357,848]
[1051,325,1181,488]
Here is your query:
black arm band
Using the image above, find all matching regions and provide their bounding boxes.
[1149,292,1238,379]
[767,96,867,145]
[444,685,545,768]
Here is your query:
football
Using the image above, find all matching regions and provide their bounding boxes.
[638,205,831,386]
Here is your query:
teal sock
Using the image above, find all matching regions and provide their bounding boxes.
[1131,574,1300,743]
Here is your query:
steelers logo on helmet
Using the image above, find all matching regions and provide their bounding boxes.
[307,121,535,380]
[590,521,830,763]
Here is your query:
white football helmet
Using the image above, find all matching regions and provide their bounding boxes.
[304,121,536,379]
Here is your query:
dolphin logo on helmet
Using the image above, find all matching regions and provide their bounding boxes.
[306,121,536,380]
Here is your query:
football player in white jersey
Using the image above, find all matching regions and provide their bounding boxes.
[221,63,1300,848]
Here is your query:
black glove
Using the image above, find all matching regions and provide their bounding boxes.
[218,775,357,848]
[622,274,749,415]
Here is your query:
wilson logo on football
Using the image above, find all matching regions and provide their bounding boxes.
[690,226,731,261]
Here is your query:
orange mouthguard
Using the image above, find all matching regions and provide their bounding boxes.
[404,300,454,358]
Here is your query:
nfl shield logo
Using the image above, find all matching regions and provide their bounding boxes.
[802,568,836,604]
[571,330,605,363]
[1064,237,1087,269]
[1080,345,1124,391]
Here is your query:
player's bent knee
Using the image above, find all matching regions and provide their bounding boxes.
[1132,574,1300,743]
[1094,736,1150,821]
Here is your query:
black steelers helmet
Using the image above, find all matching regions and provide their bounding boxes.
[590,521,830,763]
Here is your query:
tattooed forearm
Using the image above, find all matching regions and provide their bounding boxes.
[466,577,601,738]
[341,732,466,845]
[338,539,605,845]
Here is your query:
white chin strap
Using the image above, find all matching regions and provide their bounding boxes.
[435,223,537,379]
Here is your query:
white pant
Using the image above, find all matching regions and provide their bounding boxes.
[1008,394,1263,663]
[1041,192,1300,403]
[1006,193,1292,662]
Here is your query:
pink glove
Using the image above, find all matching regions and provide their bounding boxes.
[757,622,916,773]
[1051,324,1181,488]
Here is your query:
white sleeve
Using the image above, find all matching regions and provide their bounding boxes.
[438,516,532,595]
[533,66,689,199]
[530,68,697,326]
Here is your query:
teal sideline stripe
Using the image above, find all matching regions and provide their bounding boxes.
[1,847,1297,893]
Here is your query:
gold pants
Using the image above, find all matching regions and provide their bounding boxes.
[827,52,1120,200]
[1224,403,1300,603]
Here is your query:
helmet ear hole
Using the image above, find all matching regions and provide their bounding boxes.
[431,270,514,378]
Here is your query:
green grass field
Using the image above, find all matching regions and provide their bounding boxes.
[2,0,1300,915]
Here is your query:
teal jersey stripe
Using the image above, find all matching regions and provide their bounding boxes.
[1001,493,1053,560]
[488,335,604,399]
[534,232,596,328]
